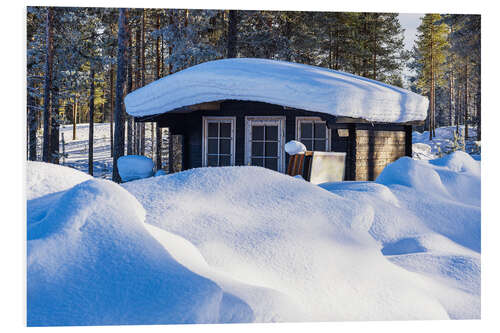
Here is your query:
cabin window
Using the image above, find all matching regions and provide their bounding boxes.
[202,117,236,167]
[296,117,330,151]
[245,117,286,172]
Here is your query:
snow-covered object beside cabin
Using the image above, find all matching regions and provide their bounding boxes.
[155,169,167,177]
[284,140,307,155]
[124,58,429,123]
[117,155,154,182]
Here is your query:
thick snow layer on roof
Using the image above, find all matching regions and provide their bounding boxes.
[124,58,428,123]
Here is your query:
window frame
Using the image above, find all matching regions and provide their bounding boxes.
[295,116,331,152]
[202,116,236,167]
[244,116,286,172]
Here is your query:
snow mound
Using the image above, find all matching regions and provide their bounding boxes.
[117,155,154,182]
[412,142,433,160]
[285,140,307,155]
[321,153,480,319]
[124,58,428,123]
[429,150,480,176]
[124,166,449,321]
[26,161,92,200]
[412,126,480,160]
[27,177,237,326]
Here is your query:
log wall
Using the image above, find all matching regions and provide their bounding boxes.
[354,128,407,180]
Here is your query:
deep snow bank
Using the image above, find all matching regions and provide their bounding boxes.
[124,166,449,321]
[27,173,244,326]
[26,161,92,200]
[320,151,481,319]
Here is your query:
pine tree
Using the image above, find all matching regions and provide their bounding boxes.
[112,8,128,182]
[42,7,54,162]
[415,14,449,140]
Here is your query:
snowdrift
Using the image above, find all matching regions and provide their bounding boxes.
[124,166,449,321]
[27,154,480,324]
[124,58,428,123]
[320,151,481,319]
[27,171,249,326]
[26,161,92,200]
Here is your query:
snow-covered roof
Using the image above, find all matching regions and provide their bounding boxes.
[124,58,428,123]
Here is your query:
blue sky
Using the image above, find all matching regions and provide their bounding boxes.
[398,13,424,51]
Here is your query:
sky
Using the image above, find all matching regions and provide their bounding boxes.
[398,13,424,51]
[398,13,424,80]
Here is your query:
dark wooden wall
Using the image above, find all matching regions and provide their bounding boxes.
[142,101,412,181]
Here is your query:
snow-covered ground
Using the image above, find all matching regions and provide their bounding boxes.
[48,122,155,179]
[412,126,481,161]
[26,147,480,325]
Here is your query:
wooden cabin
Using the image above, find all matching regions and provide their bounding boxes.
[125,58,427,181]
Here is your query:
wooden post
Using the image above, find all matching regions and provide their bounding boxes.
[405,125,413,157]
[88,67,95,176]
[155,11,162,169]
[168,129,173,173]
[348,123,357,181]
[73,96,77,140]
[109,66,114,157]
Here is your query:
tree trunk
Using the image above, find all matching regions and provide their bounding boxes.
[476,76,481,141]
[50,85,59,164]
[449,69,454,126]
[134,27,141,154]
[88,67,95,175]
[72,96,77,140]
[28,84,37,161]
[155,12,162,169]
[109,66,114,157]
[464,60,469,139]
[140,9,146,155]
[112,9,128,182]
[126,24,134,155]
[328,26,333,69]
[227,10,238,58]
[429,28,434,141]
[42,7,54,162]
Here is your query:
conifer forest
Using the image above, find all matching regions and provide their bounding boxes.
[26,7,481,179]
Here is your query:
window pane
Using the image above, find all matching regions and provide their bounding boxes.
[252,142,264,156]
[314,122,326,139]
[301,139,313,151]
[220,122,231,138]
[208,122,218,137]
[265,158,278,171]
[251,158,264,167]
[219,155,231,166]
[207,155,218,167]
[265,126,278,141]
[265,142,278,157]
[207,138,218,154]
[252,126,264,140]
[314,139,326,151]
[300,122,313,138]
[219,138,231,155]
